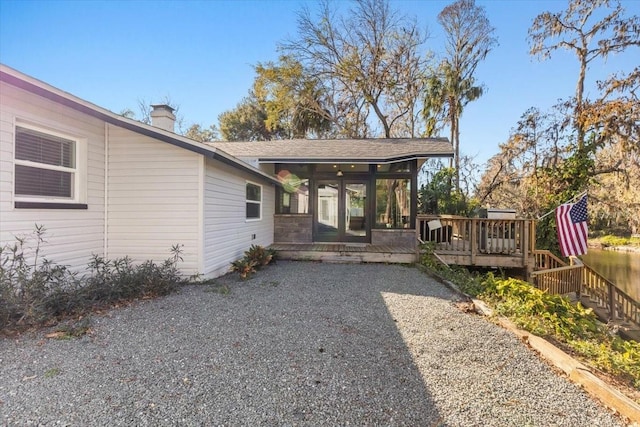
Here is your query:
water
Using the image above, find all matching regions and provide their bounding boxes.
[582,248,640,301]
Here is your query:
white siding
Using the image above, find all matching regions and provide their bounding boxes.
[203,157,275,278]
[0,82,105,270]
[107,125,202,275]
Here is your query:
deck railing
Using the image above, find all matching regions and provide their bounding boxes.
[531,256,640,326]
[416,215,536,258]
[531,265,582,295]
[416,215,639,327]
[533,249,567,270]
[577,258,640,325]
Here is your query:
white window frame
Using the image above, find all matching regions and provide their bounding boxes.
[246,181,262,221]
[13,122,86,204]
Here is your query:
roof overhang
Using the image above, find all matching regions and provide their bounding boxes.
[0,64,280,186]
[209,138,454,165]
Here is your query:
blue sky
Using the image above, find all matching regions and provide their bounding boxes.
[1,0,638,167]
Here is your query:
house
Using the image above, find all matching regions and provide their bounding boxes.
[0,64,453,277]
[0,64,278,278]
[209,139,453,248]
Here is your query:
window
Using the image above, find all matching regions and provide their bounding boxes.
[275,164,310,214]
[246,182,262,220]
[14,125,79,202]
[375,178,411,228]
[276,179,310,214]
[376,161,412,173]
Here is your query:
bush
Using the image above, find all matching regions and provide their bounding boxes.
[479,275,640,389]
[419,251,640,391]
[0,226,186,330]
[599,235,640,248]
[230,245,276,279]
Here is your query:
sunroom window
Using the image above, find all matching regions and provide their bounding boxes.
[375,178,411,228]
[14,125,78,200]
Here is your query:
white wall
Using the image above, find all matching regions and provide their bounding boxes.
[106,125,202,275]
[0,82,105,271]
[203,157,275,278]
[0,81,277,280]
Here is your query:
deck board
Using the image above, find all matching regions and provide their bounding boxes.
[269,243,416,263]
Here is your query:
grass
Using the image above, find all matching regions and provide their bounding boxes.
[591,235,640,248]
[44,368,61,378]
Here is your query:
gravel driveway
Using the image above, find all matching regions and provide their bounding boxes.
[0,261,625,426]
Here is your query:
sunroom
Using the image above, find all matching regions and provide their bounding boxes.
[210,138,454,251]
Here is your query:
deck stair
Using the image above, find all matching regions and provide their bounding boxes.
[269,243,416,264]
[531,250,640,341]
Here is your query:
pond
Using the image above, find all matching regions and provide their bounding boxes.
[582,248,640,302]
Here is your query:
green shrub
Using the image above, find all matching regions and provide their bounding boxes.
[420,242,484,297]
[244,244,276,267]
[479,274,640,390]
[0,226,185,330]
[480,275,603,341]
[229,245,275,279]
[599,235,640,247]
[230,258,258,280]
[419,253,640,391]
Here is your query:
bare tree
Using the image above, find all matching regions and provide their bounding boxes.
[529,0,640,152]
[281,0,428,138]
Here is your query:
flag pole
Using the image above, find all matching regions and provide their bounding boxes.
[537,190,588,221]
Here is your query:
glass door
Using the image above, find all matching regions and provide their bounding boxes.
[344,182,367,241]
[315,180,340,241]
[315,179,368,242]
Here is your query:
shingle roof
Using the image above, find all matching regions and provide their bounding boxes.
[208,138,453,163]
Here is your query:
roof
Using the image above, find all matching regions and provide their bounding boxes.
[208,138,453,164]
[0,64,279,185]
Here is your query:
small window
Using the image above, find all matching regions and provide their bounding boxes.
[376,161,412,173]
[14,125,78,201]
[246,182,262,220]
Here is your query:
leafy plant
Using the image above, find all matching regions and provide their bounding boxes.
[230,258,257,280]
[480,273,639,390]
[244,244,276,267]
[229,245,276,279]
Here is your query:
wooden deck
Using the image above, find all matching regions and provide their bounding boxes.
[416,215,537,275]
[269,243,417,264]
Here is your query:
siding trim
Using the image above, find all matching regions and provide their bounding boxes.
[14,202,88,209]
[103,122,109,258]
[197,155,205,274]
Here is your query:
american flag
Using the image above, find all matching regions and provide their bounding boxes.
[555,194,588,257]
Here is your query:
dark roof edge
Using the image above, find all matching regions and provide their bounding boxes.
[0,67,279,186]
[255,154,452,164]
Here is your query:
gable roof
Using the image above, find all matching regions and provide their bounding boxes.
[0,64,279,185]
[209,138,453,164]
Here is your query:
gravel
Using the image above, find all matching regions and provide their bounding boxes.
[0,261,626,426]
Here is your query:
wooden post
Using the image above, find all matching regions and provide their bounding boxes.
[470,219,476,265]
[523,221,529,273]
[609,283,616,321]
